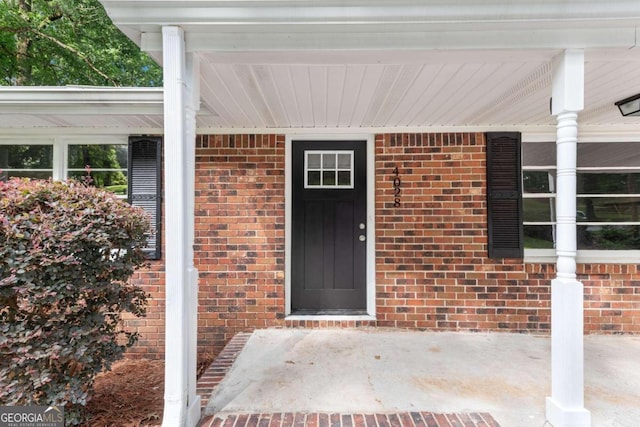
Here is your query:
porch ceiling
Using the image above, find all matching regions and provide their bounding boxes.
[3,1,640,132]
[194,49,640,129]
[109,0,640,131]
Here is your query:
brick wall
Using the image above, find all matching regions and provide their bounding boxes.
[581,264,640,333]
[375,133,640,333]
[125,132,640,358]
[375,133,551,331]
[194,134,286,354]
[126,263,165,358]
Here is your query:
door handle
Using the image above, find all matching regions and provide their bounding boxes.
[358,235,366,242]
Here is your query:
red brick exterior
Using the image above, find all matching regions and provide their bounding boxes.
[375,133,549,330]
[581,264,640,334]
[126,264,166,358]
[194,134,286,352]
[125,132,640,358]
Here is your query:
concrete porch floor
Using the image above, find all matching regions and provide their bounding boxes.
[198,329,640,427]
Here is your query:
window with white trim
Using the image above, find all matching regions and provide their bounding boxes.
[523,141,640,250]
[0,138,128,197]
[0,136,162,259]
[304,150,354,189]
[0,144,54,181]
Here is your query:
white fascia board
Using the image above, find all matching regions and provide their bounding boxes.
[0,86,163,103]
[0,87,164,115]
[0,106,163,116]
[139,27,637,53]
[0,127,163,136]
[101,0,640,52]
[101,1,640,26]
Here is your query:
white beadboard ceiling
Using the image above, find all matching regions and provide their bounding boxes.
[194,49,640,130]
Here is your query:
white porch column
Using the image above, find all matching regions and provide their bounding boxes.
[185,52,201,427]
[161,26,200,427]
[545,49,591,427]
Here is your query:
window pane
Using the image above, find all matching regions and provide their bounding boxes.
[524,225,554,248]
[305,150,354,189]
[522,142,556,167]
[2,171,52,180]
[322,153,336,169]
[0,145,53,169]
[338,153,351,169]
[578,142,640,168]
[68,144,128,170]
[577,173,640,195]
[578,225,640,250]
[523,198,555,222]
[307,153,321,169]
[307,171,321,186]
[577,197,640,222]
[322,170,336,186]
[67,171,128,195]
[523,171,555,193]
[67,144,128,195]
[338,171,351,186]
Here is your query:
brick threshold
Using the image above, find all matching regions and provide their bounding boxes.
[198,412,501,427]
[195,332,501,427]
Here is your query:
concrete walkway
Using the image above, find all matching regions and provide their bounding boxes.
[200,329,640,427]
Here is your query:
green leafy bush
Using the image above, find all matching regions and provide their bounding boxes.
[0,179,150,424]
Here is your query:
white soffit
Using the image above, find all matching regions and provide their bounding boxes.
[3,52,640,130]
[0,87,164,132]
[194,49,640,129]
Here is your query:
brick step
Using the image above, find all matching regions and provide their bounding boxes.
[199,412,500,427]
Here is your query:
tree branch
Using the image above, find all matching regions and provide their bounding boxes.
[0,26,32,34]
[31,29,119,86]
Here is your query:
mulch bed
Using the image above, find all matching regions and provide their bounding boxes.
[83,354,216,427]
[84,359,164,427]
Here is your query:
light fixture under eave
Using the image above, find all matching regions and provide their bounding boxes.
[615,93,640,116]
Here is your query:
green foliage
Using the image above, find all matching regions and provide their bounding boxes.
[0,178,150,425]
[67,144,128,188]
[586,226,640,250]
[0,0,162,86]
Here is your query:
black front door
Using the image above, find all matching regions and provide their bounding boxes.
[291,140,367,313]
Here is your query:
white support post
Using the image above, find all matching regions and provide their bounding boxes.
[185,52,201,427]
[161,26,200,427]
[546,49,591,427]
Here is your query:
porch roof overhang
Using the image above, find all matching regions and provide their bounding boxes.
[0,86,164,134]
[3,2,640,133]
[101,0,640,52]
[94,0,640,131]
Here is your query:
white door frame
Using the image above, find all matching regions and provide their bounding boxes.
[285,134,376,320]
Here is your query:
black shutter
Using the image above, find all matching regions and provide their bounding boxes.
[486,132,523,258]
[128,136,162,260]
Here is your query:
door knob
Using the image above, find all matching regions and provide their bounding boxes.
[359,235,366,242]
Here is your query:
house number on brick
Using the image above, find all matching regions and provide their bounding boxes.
[392,167,401,207]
